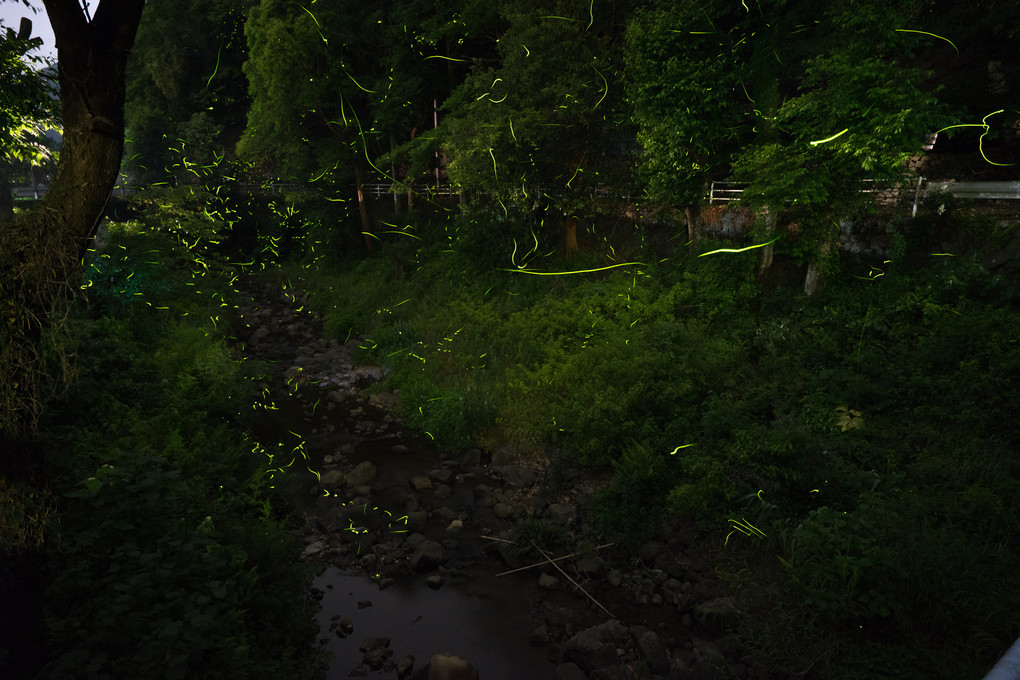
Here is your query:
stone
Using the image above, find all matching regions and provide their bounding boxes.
[574,554,608,580]
[433,483,452,499]
[410,539,447,572]
[339,617,354,635]
[553,662,587,680]
[538,572,559,590]
[397,655,415,678]
[346,461,378,488]
[636,630,670,675]
[409,474,433,491]
[492,502,514,519]
[424,573,445,590]
[493,464,537,487]
[547,502,577,526]
[445,519,464,533]
[390,444,411,454]
[302,540,325,558]
[412,654,479,680]
[563,620,628,674]
[693,596,741,634]
[461,449,482,467]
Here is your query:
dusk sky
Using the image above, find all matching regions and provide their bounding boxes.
[1,0,56,59]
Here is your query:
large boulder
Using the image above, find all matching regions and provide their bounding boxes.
[563,620,627,674]
[346,461,378,487]
[412,654,479,680]
[409,539,447,572]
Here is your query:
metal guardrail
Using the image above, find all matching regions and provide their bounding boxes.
[708,178,1020,216]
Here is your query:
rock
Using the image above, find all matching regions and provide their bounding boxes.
[397,655,415,678]
[490,444,518,466]
[529,624,550,645]
[492,502,514,519]
[410,539,447,572]
[431,468,453,483]
[693,596,741,634]
[346,461,378,487]
[538,572,559,589]
[445,519,464,532]
[636,630,670,675]
[412,654,479,680]
[461,449,482,467]
[424,573,445,589]
[339,617,354,635]
[473,484,494,507]
[320,469,345,487]
[563,620,627,674]
[553,662,587,680]
[357,600,372,609]
[547,502,577,526]
[492,464,537,487]
[409,474,433,491]
[390,443,411,454]
[574,554,608,580]
[302,540,325,558]
[360,636,392,670]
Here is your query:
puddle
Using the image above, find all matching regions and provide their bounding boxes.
[315,566,556,678]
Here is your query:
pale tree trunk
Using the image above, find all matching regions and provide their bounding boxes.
[685,204,702,244]
[756,207,776,276]
[565,214,578,257]
[804,238,833,296]
[352,164,373,250]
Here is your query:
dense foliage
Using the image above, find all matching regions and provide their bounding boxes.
[280,197,1020,678]
[4,0,1019,678]
[30,197,322,679]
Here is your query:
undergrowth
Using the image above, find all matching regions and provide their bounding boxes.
[288,207,1020,679]
[27,193,324,680]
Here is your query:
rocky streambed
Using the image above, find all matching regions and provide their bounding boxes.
[230,278,762,680]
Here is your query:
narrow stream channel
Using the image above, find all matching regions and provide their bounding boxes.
[235,282,562,677]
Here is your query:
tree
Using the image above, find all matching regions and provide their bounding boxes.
[432,0,635,255]
[0,15,57,224]
[1,0,144,439]
[730,1,948,294]
[124,0,256,186]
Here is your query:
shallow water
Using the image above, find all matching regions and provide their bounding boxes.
[314,565,556,679]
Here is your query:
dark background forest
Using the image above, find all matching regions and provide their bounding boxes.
[2,0,1020,678]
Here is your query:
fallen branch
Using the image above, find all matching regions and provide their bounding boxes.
[497,543,614,576]
[531,540,614,619]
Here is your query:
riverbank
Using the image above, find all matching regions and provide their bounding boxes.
[233,276,759,679]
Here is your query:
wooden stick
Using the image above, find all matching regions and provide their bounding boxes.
[531,541,614,619]
[496,543,615,576]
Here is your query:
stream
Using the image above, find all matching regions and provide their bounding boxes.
[231,277,757,680]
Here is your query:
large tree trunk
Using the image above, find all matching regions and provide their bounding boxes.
[1,5,143,677]
[1,0,143,439]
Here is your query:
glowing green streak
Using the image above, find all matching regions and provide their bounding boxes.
[540,15,576,21]
[500,262,646,276]
[591,63,608,110]
[206,41,223,88]
[508,117,517,141]
[300,6,327,44]
[934,110,1015,166]
[345,70,375,93]
[668,444,695,455]
[698,237,779,257]
[586,0,594,30]
[488,148,499,184]
[424,54,467,62]
[809,128,849,146]
[895,28,958,54]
